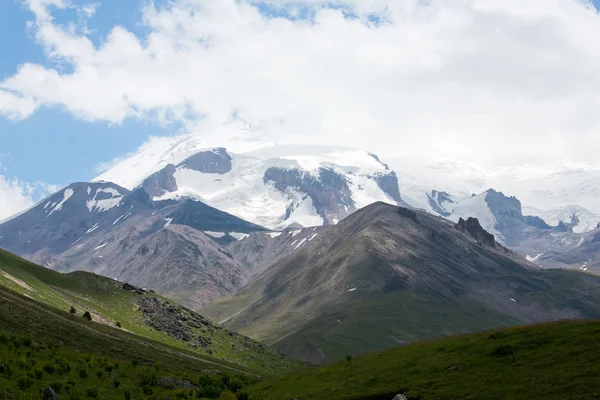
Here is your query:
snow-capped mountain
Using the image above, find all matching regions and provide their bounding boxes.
[391,156,600,231]
[96,137,407,229]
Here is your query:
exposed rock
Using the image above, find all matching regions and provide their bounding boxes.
[122,283,147,295]
[264,167,354,224]
[141,164,178,198]
[397,207,418,223]
[157,376,198,390]
[455,217,495,247]
[200,369,220,375]
[178,148,232,174]
[43,386,59,400]
[135,296,215,349]
[392,395,408,400]
[427,190,454,217]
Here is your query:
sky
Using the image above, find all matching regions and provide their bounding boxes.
[1,0,600,219]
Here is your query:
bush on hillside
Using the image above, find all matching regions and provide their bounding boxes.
[82,312,92,321]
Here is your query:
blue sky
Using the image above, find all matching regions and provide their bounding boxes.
[0,0,172,186]
[1,0,600,219]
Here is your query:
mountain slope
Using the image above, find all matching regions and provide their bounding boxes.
[0,249,304,375]
[96,140,407,229]
[248,319,600,400]
[0,183,267,307]
[203,202,600,363]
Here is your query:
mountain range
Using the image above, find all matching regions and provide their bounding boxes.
[3,140,600,365]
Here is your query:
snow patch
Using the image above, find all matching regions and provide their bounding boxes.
[164,217,173,227]
[230,232,249,240]
[86,223,100,234]
[94,243,107,251]
[510,298,517,303]
[526,253,544,262]
[308,233,318,241]
[267,232,282,238]
[204,231,226,238]
[294,238,307,249]
[348,288,357,292]
[47,188,74,217]
[87,187,123,213]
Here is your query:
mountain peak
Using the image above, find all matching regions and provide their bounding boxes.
[455,217,496,247]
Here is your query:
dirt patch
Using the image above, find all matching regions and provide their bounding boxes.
[1,271,34,292]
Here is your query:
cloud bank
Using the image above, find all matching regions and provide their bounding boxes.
[1,0,600,165]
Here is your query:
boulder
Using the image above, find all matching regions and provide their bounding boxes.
[43,386,59,400]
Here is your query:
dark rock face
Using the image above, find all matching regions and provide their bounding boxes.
[135,296,215,349]
[43,387,59,400]
[397,207,418,223]
[167,200,266,233]
[523,215,552,230]
[456,217,496,247]
[178,148,232,174]
[157,376,198,390]
[427,190,454,217]
[141,164,178,198]
[372,171,403,204]
[263,167,354,224]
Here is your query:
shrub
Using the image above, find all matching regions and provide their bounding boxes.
[96,371,103,378]
[115,322,122,328]
[33,368,45,379]
[198,374,222,388]
[43,364,56,375]
[16,377,34,390]
[139,368,158,387]
[78,368,88,379]
[68,387,84,400]
[0,363,11,377]
[70,306,77,315]
[83,312,92,321]
[49,381,64,393]
[197,385,222,399]
[85,387,100,398]
[17,357,35,370]
[18,336,33,347]
[141,385,153,395]
[228,378,245,393]
[491,344,516,358]
[55,357,72,374]
[113,380,121,388]
[131,360,138,368]
[236,391,250,400]
[123,389,131,400]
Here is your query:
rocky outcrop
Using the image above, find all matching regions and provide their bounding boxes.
[136,296,215,349]
[141,164,178,198]
[43,387,59,400]
[455,217,496,247]
[427,190,454,217]
[372,171,403,204]
[263,167,354,224]
[178,148,232,174]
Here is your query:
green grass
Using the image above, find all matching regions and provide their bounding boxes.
[0,329,255,400]
[248,319,600,400]
[0,249,304,376]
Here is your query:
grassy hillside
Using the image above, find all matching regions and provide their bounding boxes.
[248,319,600,400]
[0,249,304,376]
[0,290,256,399]
[203,203,600,363]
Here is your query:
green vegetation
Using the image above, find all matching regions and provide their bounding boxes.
[0,331,255,399]
[248,320,600,400]
[0,249,304,376]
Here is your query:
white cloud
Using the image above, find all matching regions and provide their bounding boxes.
[0,154,58,222]
[2,0,600,165]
